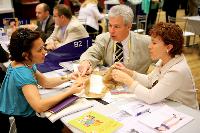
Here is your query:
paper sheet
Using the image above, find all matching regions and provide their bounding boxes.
[39,81,74,95]
[89,74,105,94]
[139,105,194,133]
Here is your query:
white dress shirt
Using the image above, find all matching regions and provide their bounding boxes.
[41,15,49,32]
[78,3,104,30]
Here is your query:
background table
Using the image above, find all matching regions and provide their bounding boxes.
[186,16,200,35]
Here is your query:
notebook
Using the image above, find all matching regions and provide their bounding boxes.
[45,98,94,123]
[49,95,79,113]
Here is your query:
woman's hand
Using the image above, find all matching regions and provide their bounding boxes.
[70,71,80,80]
[112,69,133,87]
[112,62,134,77]
[69,75,89,94]
[69,81,86,94]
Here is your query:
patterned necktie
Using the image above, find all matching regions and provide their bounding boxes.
[114,42,123,62]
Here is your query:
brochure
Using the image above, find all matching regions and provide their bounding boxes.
[68,111,123,133]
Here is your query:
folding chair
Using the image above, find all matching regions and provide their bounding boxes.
[133,15,148,34]
[168,16,195,47]
[78,17,99,41]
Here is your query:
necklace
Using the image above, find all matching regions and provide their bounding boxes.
[23,62,33,69]
[23,62,35,78]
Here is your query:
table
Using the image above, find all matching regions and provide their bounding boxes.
[186,16,200,35]
[42,69,200,133]
[109,97,200,133]
[186,16,200,54]
[181,16,200,47]
[60,95,200,133]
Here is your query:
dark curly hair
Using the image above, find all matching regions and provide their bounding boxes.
[8,28,40,62]
[149,22,184,57]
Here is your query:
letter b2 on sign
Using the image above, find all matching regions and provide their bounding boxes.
[74,41,82,48]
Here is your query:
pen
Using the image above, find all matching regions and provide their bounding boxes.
[135,108,150,117]
[134,104,144,109]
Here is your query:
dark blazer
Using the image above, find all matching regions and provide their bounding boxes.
[36,15,55,42]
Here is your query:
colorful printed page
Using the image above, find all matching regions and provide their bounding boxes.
[139,105,193,133]
[68,111,123,133]
[119,101,164,118]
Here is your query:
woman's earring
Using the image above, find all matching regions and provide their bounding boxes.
[166,50,169,53]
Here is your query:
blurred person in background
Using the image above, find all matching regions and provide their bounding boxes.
[188,0,200,16]
[6,19,18,38]
[78,0,104,40]
[162,0,180,22]
[28,3,55,42]
[45,4,88,50]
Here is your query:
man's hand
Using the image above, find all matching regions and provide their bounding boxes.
[112,62,126,70]
[78,60,93,76]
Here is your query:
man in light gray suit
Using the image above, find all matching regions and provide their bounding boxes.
[78,5,152,75]
[45,4,89,50]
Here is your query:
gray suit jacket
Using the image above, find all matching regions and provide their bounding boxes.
[45,17,89,48]
[36,15,55,42]
[80,32,152,73]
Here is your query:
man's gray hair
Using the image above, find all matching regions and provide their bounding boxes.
[109,5,134,25]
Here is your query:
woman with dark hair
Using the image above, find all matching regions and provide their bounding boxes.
[0,28,86,133]
[111,22,199,109]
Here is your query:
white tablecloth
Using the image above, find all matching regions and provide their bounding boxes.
[186,16,200,35]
